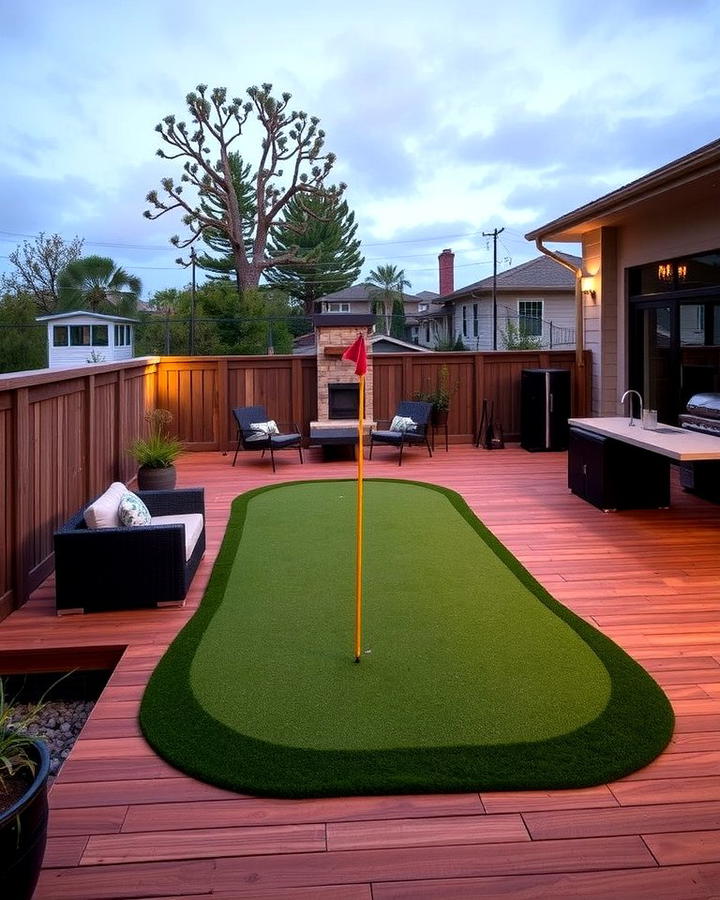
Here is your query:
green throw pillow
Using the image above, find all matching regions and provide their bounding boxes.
[119,491,152,527]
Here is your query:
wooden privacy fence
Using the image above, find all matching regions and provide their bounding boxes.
[0,359,158,620]
[0,349,589,618]
[156,349,589,449]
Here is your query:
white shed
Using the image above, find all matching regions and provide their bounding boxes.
[36,311,138,369]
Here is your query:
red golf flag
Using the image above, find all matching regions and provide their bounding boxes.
[342,334,368,376]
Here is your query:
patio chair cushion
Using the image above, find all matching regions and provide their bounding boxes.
[119,491,152,527]
[151,513,205,561]
[84,481,127,530]
[390,415,417,433]
[250,420,280,436]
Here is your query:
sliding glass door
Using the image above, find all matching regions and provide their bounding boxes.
[631,299,720,424]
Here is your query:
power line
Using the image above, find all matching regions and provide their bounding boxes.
[0,226,498,254]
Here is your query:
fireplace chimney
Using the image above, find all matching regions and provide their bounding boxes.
[439,248,454,296]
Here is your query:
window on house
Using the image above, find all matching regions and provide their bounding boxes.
[680,304,706,346]
[518,300,543,336]
[92,325,109,346]
[472,303,479,338]
[462,305,468,337]
[425,323,430,342]
[325,302,350,313]
[53,326,68,347]
[418,303,428,312]
[69,325,91,346]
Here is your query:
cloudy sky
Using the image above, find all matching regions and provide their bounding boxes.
[2,0,719,299]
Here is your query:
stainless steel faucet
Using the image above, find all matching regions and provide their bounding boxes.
[620,390,643,427]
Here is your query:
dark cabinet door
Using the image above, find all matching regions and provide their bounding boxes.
[568,428,610,508]
[521,369,570,451]
[569,427,670,510]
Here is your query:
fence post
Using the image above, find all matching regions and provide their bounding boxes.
[12,387,31,610]
[85,373,97,499]
[218,358,229,451]
[473,352,485,441]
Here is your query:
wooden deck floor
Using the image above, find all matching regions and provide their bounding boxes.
[4,444,720,898]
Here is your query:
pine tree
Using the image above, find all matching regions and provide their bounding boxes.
[264,194,363,314]
[195,153,256,280]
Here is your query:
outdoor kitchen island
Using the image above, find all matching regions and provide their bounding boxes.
[568,416,720,511]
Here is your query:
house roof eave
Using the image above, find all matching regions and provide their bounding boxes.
[526,138,720,242]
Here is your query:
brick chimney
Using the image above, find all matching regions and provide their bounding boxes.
[439,248,454,296]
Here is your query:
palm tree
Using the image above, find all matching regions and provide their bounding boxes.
[57,256,142,316]
[365,264,410,335]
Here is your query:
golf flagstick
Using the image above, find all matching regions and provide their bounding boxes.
[354,371,365,662]
[341,334,368,663]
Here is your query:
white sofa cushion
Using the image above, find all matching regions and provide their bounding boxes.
[150,513,204,561]
[84,482,127,530]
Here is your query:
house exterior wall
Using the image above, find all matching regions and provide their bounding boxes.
[450,293,575,351]
[583,198,720,415]
[583,227,619,416]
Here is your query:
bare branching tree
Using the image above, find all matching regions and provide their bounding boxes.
[144,83,346,291]
[1,233,84,313]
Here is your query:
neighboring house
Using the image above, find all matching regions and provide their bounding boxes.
[418,254,579,351]
[36,311,138,369]
[293,331,433,356]
[316,284,426,331]
[526,137,720,424]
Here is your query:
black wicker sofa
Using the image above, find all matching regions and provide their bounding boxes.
[679,393,720,498]
[54,486,205,614]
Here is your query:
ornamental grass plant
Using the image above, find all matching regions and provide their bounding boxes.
[129,409,184,469]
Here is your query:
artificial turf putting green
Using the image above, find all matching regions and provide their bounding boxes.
[140,479,674,798]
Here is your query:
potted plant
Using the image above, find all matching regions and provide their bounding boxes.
[414,365,458,427]
[128,408,184,491]
[0,679,51,900]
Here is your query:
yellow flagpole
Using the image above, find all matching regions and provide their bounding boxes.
[354,372,365,662]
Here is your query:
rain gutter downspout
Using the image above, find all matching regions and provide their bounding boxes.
[534,238,587,412]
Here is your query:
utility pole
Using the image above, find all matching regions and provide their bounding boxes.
[483,227,504,350]
[176,249,198,356]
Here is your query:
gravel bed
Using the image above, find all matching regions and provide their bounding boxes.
[9,699,95,778]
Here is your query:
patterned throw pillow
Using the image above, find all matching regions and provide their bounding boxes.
[390,415,417,433]
[118,491,152,527]
[249,420,280,436]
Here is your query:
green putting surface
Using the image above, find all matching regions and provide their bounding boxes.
[140,479,674,797]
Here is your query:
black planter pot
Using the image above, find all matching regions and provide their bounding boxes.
[431,408,449,427]
[0,740,50,900]
[137,465,177,491]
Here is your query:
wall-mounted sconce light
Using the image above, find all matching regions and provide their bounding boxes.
[658,263,673,283]
[581,275,596,300]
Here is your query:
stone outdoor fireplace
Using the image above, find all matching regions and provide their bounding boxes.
[312,313,375,431]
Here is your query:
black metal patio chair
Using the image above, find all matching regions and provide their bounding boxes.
[231,406,303,472]
[369,400,433,466]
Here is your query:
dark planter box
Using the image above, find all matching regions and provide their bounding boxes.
[0,740,50,900]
